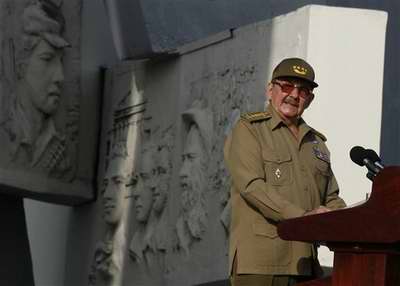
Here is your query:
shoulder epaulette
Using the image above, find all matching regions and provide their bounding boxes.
[311,128,327,142]
[240,111,271,123]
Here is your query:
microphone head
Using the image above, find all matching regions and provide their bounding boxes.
[365,149,381,163]
[350,146,366,166]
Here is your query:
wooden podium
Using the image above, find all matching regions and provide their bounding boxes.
[277,167,400,286]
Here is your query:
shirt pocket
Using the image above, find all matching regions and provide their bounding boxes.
[252,220,292,266]
[253,221,278,238]
[262,151,293,186]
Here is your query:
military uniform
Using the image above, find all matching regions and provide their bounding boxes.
[224,103,346,280]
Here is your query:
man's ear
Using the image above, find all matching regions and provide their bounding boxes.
[265,82,273,98]
[16,63,27,80]
[304,93,314,109]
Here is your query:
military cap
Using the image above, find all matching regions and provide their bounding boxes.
[272,57,318,88]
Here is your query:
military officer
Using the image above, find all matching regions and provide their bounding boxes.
[224,57,346,286]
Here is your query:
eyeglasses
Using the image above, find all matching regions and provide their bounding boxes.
[272,81,313,99]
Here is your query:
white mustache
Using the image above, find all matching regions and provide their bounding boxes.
[284,96,299,106]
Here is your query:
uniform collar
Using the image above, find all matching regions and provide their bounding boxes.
[266,104,284,130]
[266,103,323,144]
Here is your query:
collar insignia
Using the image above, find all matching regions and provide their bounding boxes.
[313,146,330,163]
[241,112,270,123]
[275,168,282,179]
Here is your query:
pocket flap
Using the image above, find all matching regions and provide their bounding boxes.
[253,222,278,238]
[262,150,291,163]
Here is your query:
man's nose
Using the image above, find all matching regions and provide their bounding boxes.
[289,87,300,98]
[103,185,113,199]
[179,159,189,179]
[53,58,64,86]
[149,178,158,189]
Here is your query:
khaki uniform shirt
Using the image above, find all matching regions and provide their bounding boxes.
[224,104,346,276]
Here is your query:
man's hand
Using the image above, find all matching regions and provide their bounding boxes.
[303,206,331,216]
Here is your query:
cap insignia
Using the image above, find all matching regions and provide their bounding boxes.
[293,65,307,75]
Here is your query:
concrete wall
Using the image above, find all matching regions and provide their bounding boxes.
[303,6,387,265]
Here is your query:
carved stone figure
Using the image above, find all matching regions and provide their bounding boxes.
[129,144,156,262]
[176,101,213,255]
[0,0,75,176]
[145,128,174,260]
[152,146,170,215]
[89,145,129,286]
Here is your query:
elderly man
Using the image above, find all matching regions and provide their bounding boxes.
[224,58,346,286]
[0,0,71,175]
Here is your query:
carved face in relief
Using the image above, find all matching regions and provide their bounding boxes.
[133,149,154,222]
[179,125,206,211]
[102,156,127,225]
[23,39,64,115]
[152,146,171,214]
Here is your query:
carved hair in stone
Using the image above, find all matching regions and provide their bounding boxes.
[0,0,75,176]
[176,99,213,255]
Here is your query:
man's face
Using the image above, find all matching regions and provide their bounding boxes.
[267,78,314,122]
[152,147,170,214]
[24,39,64,115]
[179,126,205,211]
[133,151,154,222]
[102,157,127,225]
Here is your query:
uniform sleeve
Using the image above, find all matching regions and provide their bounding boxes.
[224,120,306,222]
[324,171,346,209]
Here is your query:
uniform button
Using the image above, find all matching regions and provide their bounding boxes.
[304,187,308,192]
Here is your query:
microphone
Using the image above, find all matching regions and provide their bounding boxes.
[350,146,384,180]
[365,149,385,169]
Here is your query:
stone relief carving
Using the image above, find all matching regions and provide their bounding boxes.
[0,0,78,178]
[125,123,176,283]
[184,65,257,237]
[147,127,174,254]
[176,99,213,255]
[129,142,156,263]
[89,145,130,286]
[89,65,146,286]
[87,58,258,285]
